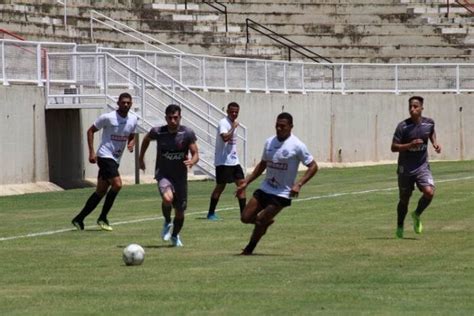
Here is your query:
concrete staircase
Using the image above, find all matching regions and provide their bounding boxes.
[0,0,472,62]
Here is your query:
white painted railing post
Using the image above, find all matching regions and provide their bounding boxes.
[2,41,9,86]
[36,44,43,86]
[456,64,460,94]
[202,56,208,92]
[395,65,399,95]
[341,64,345,94]
[245,60,250,93]
[283,63,288,94]
[301,63,306,94]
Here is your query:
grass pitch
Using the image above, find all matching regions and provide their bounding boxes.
[0,161,473,315]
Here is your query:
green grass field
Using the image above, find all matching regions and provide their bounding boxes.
[1,161,473,315]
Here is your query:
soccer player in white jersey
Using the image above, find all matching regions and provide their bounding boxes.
[391,96,441,239]
[72,92,137,231]
[206,102,246,220]
[236,112,318,255]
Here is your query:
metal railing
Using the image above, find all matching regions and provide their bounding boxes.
[46,51,248,178]
[0,39,76,86]
[202,1,228,33]
[97,47,474,94]
[2,39,474,94]
[246,18,332,64]
[456,0,474,14]
[90,10,184,54]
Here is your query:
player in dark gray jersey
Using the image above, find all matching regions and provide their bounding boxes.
[139,104,199,247]
[391,96,441,239]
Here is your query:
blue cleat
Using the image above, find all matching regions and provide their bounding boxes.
[171,235,183,247]
[206,214,220,221]
[161,222,173,241]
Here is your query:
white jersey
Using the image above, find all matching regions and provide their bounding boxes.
[260,134,313,199]
[95,111,137,163]
[214,117,239,166]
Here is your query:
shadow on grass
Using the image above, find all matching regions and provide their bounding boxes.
[366,237,418,240]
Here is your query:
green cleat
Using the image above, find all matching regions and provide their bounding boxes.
[97,219,113,231]
[411,212,423,234]
[396,226,404,239]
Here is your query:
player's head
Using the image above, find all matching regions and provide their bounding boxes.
[165,104,182,131]
[275,112,293,141]
[226,102,240,121]
[408,96,424,119]
[117,92,132,116]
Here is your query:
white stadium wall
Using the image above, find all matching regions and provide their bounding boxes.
[1,85,473,189]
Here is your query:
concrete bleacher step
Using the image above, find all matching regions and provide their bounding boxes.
[0,0,472,64]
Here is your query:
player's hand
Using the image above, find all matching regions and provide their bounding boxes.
[235,181,248,197]
[409,139,424,149]
[127,143,134,152]
[139,159,146,171]
[232,121,240,129]
[433,144,441,153]
[290,183,302,198]
[183,159,194,169]
[89,153,97,164]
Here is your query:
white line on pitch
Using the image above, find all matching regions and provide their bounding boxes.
[1,175,472,242]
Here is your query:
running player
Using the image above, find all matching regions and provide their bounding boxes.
[72,92,137,231]
[236,112,318,255]
[391,96,442,238]
[139,104,199,247]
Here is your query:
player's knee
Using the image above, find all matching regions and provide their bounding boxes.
[423,188,435,200]
[240,214,253,224]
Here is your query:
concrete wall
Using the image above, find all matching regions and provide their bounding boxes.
[1,85,473,188]
[0,85,49,185]
[199,91,474,167]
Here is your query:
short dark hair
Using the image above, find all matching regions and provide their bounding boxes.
[118,92,132,102]
[165,104,181,115]
[409,96,424,105]
[227,102,240,109]
[277,112,293,125]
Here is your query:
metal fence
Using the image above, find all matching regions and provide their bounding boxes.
[2,39,474,94]
[99,47,474,94]
[0,39,76,86]
[46,51,248,178]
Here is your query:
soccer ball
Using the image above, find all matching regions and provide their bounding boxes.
[122,244,145,266]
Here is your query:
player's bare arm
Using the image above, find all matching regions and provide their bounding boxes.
[127,133,136,152]
[236,160,267,194]
[290,160,319,197]
[221,121,239,142]
[138,133,151,170]
[87,125,99,163]
[184,143,199,168]
[391,139,423,153]
[430,132,441,153]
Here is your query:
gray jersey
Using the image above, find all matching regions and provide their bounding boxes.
[148,125,197,181]
[392,117,435,175]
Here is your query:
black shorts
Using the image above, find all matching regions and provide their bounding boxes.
[97,157,120,180]
[215,165,245,184]
[253,189,291,208]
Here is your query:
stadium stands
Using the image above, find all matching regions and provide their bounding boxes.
[0,0,472,63]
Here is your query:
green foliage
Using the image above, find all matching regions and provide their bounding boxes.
[0,161,473,314]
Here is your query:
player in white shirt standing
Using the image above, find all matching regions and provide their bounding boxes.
[206,102,246,220]
[72,93,137,231]
[236,112,318,255]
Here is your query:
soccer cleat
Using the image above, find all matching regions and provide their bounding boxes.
[171,235,183,247]
[161,222,173,241]
[411,212,423,234]
[97,219,113,231]
[206,214,220,221]
[396,227,404,239]
[71,218,84,231]
[240,248,253,256]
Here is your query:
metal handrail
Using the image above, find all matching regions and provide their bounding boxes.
[245,18,332,64]
[202,1,228,33]
[456,0,474,14]
[90,10,184,54]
